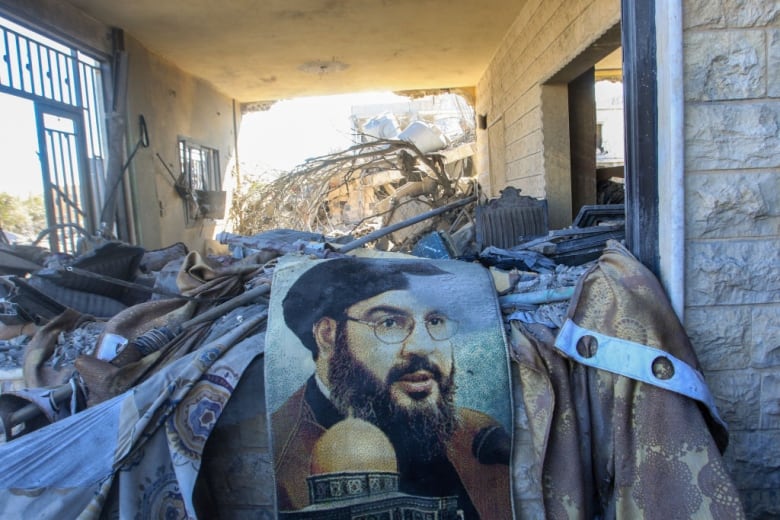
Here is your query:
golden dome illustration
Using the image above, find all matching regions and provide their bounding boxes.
[310,418,398,475]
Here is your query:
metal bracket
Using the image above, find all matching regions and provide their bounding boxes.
[553,319,725,428]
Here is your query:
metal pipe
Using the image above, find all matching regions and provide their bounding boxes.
[338,195,477,253]
[181,283,271,329]
[99,109,147,231]
[7,383,73,428]
[656,0,685,321]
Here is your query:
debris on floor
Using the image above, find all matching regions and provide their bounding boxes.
[0,237,743,519]
[0,185,611,429]
[0,169,626,386]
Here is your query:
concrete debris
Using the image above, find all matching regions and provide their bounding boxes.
[499,263,594,328]
[46,321,104,370]
[0,229,595,397]
[0,335,27,371]
[0,198,621,384]
[231,135,475,251]
[397,120,449,153]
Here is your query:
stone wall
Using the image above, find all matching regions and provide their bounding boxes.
[682,1,780,518]
[475,0,621,229]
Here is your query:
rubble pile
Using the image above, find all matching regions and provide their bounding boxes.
[496,263,593,329]
[0,215,607,403]
[44,321,104,370]
[0,234,744,519]
[0,189,626,392]
[231,135,477,251]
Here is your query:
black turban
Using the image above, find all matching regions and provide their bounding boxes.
[282,257,449,357]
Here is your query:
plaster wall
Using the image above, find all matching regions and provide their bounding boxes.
[475,0,620,229]
[681,1,780,517]
[124,35,237,252]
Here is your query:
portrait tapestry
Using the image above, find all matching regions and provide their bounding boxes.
[265,255,514,519]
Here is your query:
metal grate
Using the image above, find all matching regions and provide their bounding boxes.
[476,187,548,250]
[0,24,79,104]
[40,112,90,253]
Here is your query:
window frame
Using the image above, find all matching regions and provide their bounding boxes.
[178,138,221,224]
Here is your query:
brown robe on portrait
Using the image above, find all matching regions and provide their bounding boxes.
[271,381,513,519]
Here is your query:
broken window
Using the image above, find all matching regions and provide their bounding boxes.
[178,139,222,224]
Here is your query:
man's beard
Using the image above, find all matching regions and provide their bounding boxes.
[328,326,458,461]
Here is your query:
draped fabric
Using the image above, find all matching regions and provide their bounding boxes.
[509,241,744,519]
[0,250,267,519]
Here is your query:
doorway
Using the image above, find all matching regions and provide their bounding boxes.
[540,23,623,229]
[568,48,625,218]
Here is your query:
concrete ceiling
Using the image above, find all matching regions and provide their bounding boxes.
[63,0,527,103]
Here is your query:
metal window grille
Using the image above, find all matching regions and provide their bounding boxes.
[178,139,222,223]
[178,140,220,192]
[0,17,106,253]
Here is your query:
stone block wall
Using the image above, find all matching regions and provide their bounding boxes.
[682,1,780,518]
[478,0,779,516]
[475,0,620,229]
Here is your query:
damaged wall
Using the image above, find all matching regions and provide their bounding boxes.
[123,35,236,251]
[681,2,780,517]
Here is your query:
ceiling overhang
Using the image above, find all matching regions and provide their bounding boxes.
[64,0,528,103]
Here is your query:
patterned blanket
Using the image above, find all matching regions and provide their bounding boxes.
[0,322,264,519]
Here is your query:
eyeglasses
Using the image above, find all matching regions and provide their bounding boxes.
[344,314,458,344]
